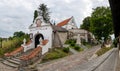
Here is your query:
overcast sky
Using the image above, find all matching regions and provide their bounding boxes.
[0,0,109,38]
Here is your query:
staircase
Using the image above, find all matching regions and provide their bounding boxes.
[2,57,21,68]
[2,49,34,68]
[2,39,49,68]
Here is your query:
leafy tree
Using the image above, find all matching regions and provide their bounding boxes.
[38,3,50,23]
[80,16,91,31]
[90,6,113,40]
[33,10,38,23]
[13,31,25,37]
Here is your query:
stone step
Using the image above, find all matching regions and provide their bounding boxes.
[7,58,20,65]
[2,60,19,68]
[11,57,21,62]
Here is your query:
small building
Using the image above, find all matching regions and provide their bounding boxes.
[27,16,68,54]
[56,16,95,43]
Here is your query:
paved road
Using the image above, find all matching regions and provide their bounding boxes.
[94,48,118,71]
[37,45,100,71]
[68,48,118,71]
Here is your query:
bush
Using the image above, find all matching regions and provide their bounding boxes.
[65,39,76,44]
[74,45,80,51]
[70,43,75,47]
[63,47,69,53]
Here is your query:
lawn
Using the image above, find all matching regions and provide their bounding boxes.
[41,48,70,63]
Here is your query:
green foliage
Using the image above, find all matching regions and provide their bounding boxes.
[80,16,91,31]
[33,10,38,23]
[0,31,30,57]
[38,3,50,23]
[96,47,112,56]
[65,39,76,44]
[74,45,80,51]
[80,6,113,41]
[42,48,68,62]
[70,43,75,47]
[13,31,25,37]
[63,47,69,53]
[113,38,118,47]
[90,6,113,40]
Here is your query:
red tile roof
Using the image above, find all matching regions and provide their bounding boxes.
[57,17,72,27]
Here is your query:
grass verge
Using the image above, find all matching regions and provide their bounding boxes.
[96,47,112,56]
[41,48,70,63]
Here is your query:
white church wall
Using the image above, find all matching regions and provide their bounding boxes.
[41,41,50,54]
[29,25,53,49]
[22,43,34,52]
[62,17,77,30]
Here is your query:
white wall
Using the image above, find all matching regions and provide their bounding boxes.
[29,25,53,49]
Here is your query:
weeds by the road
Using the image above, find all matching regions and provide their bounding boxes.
[96,47,112,56]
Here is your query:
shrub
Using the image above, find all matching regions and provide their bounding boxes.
[70,43,75,47]
[63,47,69,53]
[65,39,76,44]
[74,45,80,51]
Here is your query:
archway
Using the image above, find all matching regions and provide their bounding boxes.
[35,34,44,48]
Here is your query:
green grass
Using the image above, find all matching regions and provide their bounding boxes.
[0,36,30,57]
[86,44,92,49]
[96,47,112,56]
[70,45,84,52]
[41,48,70,63]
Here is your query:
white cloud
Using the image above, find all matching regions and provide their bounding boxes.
[0,0,109,38]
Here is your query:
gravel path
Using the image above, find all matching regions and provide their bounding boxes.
[37,45,100,71]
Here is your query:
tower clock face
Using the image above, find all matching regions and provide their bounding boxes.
[36,19,42,27]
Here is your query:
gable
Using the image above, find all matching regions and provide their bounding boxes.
[56,16,78,29]
[29,16,50,29]
[57,17,72,27]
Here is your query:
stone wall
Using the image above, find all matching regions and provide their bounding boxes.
[58,32,68,45]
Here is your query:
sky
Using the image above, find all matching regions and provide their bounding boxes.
[0,0,109,38]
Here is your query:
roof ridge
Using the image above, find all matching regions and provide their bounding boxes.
[57,17,72,27]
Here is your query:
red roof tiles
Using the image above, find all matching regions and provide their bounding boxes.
[57,17,72,27]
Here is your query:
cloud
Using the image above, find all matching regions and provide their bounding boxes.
[0,0,109,38]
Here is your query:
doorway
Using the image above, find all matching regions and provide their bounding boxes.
[35,34,44,48]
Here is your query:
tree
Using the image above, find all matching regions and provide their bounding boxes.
[80,16,91,31]
[13,31,25,37]
[80,6,113,41]
[90,6,113,40]
[33,10,38,23]
[38,3,50,23]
